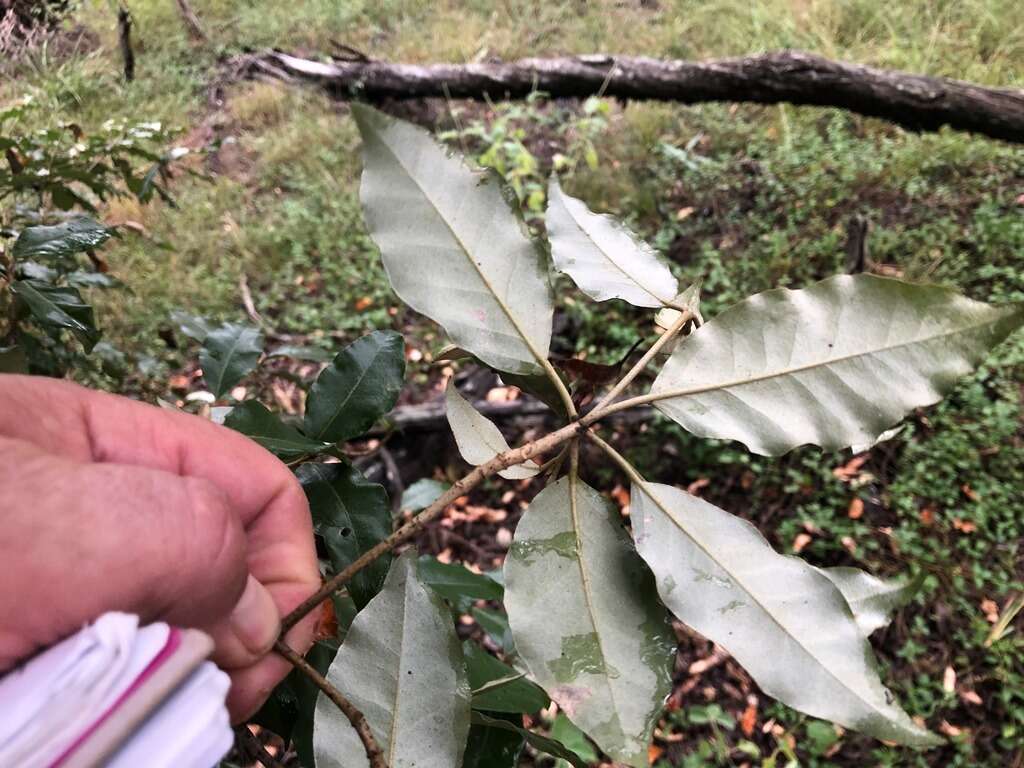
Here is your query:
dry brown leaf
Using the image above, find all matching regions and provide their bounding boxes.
[961,483,980,502]
[740,696,758,737]
[833,454,869,481]
[847,497,864,519]
[952,518,977,534]
[648,744,665,764]
[919,505,936,526]
[687,477,711,496]
[939,721,964,738]
[354,296,373,312]
[960,689,983,706]
[981,599,1000,623]
[313,598,338,642]
[792,533,812,553]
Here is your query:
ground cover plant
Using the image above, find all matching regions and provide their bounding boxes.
[3,1,1024,765]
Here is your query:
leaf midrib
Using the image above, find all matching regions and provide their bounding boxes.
[638,482,912,731]
[209,329,256,396]
[558,189,674,307]
[372,124,548,372]
[312,347,379,440]
[652,311,1014,403]
[566,473,628,744]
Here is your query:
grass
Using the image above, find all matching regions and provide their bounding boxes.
[2,1,1024,765]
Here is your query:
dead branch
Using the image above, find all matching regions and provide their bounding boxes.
[225,49,1024,143]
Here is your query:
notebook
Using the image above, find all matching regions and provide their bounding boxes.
[0,612,233,768]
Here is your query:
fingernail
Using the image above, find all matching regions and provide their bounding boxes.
[228,575,280,655]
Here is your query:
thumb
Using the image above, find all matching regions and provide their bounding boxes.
[0,438,277,669]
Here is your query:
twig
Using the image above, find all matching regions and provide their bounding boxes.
[590,308,692,414]
[173,0,207,42]
[239,273,266,328]
[234,726,286,768]
[274,639,387,768]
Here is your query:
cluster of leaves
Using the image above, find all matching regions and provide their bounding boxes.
[224,104,1023,768]
[439,92,610,218]
[0,100,197,377]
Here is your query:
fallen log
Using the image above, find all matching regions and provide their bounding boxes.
[227,49,1024,143]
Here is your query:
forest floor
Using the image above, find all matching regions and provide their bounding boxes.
[3,1,1024,766]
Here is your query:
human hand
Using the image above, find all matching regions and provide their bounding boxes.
[0,375,320,722]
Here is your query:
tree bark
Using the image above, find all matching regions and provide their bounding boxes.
[117,5,134,82]
[229,49,1024,143]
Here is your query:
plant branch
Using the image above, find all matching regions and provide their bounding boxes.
[590,308,692,414]
[273,639,387,768]
[585,430,647,486]
[541,356,578,419]
[279,417,588,632]
[227,50,1024,144]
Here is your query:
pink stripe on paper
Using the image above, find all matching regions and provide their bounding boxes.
[50,628,182,768]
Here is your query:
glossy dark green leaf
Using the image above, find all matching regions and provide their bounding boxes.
[462,713,525,768]
[66,271,124,290]
[471,606,515,655]
[12,217,111,262]
[224,400,330,460]
[499,370,569,416]
[199,322,263,397]
[400,478,450,512]
[470,712,587,768]
[420,555,504,611]
[298,462,392,609]
[464,640,549,714]
[10,280,99,351]
[551,712,600,767]
[314,553,472,768]
[304,330,405,442]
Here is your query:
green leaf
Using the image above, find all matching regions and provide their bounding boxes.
[650,274,1024,456]
[10,280,100,351]
[353,104,553,375]
[400,478,450,512]
[313,553,472,768]
[266,344,334,362]
[821,567,924,637]
[446,383,539,480]
[420,555,504,611]
[546,177,678,308]
[304,330,405,442]
[551,712,600,767]
[630,481,942,747]
[499,369,570,416]
[504,476,677,767]
[464,641,549,713]
[199,322,263,397]
[298,462,392,609]
[469,712,587,768]
[462,713,525,768]
[66,271,124,290]
[169,310,213,343]
[224,400,330,459]
[471,606,515,655]
[12,217,111,262]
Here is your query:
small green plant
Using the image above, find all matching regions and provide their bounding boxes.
[0,99,195,376]
[214,106,1023,768]
[440,92,609,218]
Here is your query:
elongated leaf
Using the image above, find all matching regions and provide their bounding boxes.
[471,606,515,655]
[630,481,942,747]
[463,713,524,768]
[550,712,600,768]
[504,476,676,767]
[297,462,391,609]
[10,280,99,351]
[199,322,263,397]
[650,275,1024,456]
[313,553,472,768]
[224,400,330,459]
[546,177,677,308]
[169,310,213,343]
[464,641,549,714]
[304,330,405,442]
[821,567,924,637]
[420,555,504,610]
[266,344,334,363]
[401,478,450,512]
[12,217,111,262]
[469,712,586,768]
[354,105,552,375]
[446,383,539,480]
